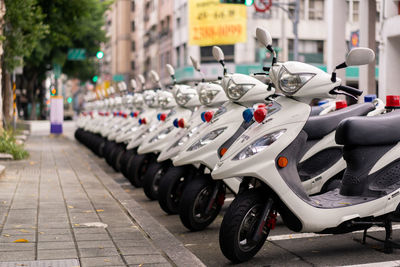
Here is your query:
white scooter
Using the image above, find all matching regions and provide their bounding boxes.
[156,46,274,217]
[212,27,398,263]
[142,58,229,200]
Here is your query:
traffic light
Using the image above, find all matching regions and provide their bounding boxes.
[96,51,104,59]
[92,75,98,83]
[50,87,57,96]
[220,0,254,6]
[67,97,73,103]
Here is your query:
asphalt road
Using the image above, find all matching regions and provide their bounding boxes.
[86,153,400,267]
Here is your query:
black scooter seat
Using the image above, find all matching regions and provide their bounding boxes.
[304,103,375,140]
[336,110,400,146]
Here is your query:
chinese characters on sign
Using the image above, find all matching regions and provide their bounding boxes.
[189,0,247,46]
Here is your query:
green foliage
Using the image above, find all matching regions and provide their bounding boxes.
[3,0,49,72]
[0,130,29,160]
[24,0,112,80]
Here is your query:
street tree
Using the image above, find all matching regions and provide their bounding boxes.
[22,0,111,119]
[2,0,48,125]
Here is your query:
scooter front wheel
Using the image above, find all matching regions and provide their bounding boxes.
[219,188,272,263]
[158,165,193,214]
[127,153,154,187]
[179,175,225,231]
[143,161,171,200]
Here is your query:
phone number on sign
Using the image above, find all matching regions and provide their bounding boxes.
[191,24,243,41]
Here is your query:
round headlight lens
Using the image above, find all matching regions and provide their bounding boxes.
[278,67,314,95]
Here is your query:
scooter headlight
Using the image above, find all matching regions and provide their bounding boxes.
[158,95,173,108]
[175,88,196,106]
[278,67,314,95]
[199,87,220,105]
[187,127,226,152]
[232,129,286,161]
[144,94,157,107]
[149,126,175,144]
[168,124,202,151]
[226,80,254,100]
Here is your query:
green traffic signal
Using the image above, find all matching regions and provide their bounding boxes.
[67,97,73,103]
[92,75,98,83]
[96,51,104,59]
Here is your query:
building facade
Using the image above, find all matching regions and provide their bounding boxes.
[103,0,387,96]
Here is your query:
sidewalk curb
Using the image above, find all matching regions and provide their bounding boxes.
[78,141,206,267]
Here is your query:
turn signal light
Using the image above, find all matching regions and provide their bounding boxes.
[242,108,254,123]
[178,118,185,128]
[220,147,228,156]
[254,108,267,123]
[386,95,400,108]
[277,157,288,168]
[201,112,206,122]
[173,118,179,128]
[336,100,347,110]
[364,94,376,103]
[204,111,214,122]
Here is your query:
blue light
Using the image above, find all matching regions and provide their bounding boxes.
[242,108,254,123]
[364,94,376,103]
[130,112,134,117]
[157,113,161,121]
[318,100,329,106]
[201,112,206,122]
[173,118,179,128]
[138,119,142,125]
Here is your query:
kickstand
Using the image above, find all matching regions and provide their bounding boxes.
[362,219,400,253]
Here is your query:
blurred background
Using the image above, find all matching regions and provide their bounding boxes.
[0,0,399,124]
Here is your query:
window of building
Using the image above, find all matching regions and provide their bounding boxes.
[166,51,170,64]
[131,21,135,31]
[201,45,234,63]
[176,17,181,28]
[352,0,359,22]
[288,39,324,63]
[309,0,324,20]
[176,46,181,67]
[131,61,135,70]
[131,1,135,12]
[183,43,187,66]
[131,41,136,51]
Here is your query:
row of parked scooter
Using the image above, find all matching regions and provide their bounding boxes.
[75,27,400,263]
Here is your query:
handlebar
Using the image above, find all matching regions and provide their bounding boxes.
[330,85,363,97]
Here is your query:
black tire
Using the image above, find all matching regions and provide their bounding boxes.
[120,149,136,178]
[111,144,126,172]
[127,153,155,188]
[179,175,225,231]
[158,165,194,214]
[105,142,119,167]
[219,188,271,263]
[143,161,171,200]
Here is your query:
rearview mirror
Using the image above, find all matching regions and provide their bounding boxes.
[119,82,127,91]
[190,56,201,71]
[138,74,145,85]
[256,27,273,47]
[345,47,375,66]
[131,79,137,90]
[166,64,175,76]
[149,70,160,83]
[212,46,224,62]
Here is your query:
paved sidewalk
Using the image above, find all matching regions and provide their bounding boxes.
[0,122,204,267]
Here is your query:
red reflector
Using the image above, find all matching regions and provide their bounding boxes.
[141,118,147,124]
[160,113,167,121]
[204,111,214,122]
[336,100,347,110]
[386,95,400,107]
[254,108,267,123]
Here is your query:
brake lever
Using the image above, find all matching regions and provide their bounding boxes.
[330,89,358,101]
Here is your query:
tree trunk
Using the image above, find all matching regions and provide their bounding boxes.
[27,78,36,120]
[1,65,12,126]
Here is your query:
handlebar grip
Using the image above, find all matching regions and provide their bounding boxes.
[336,85,363,96]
